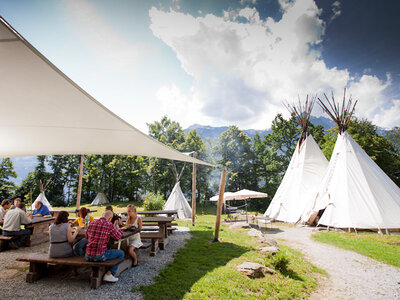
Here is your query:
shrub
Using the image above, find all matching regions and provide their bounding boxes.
[143,192,166,212]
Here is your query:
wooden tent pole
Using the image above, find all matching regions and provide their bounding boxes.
[191,152,197,226]
[76,155,84,209]
[213,167,226,242]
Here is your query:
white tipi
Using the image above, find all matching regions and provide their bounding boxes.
[91,192,109,206]
[302,90,400,230]
[264,97,329,222]
[164,182,192,219]
[31,180,53,210]
[163,163,192,219]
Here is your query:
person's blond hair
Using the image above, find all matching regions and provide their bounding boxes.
[126,204,137,225]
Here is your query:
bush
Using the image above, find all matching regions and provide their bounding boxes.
[143,192,166,211]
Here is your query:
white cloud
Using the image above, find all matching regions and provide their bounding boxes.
[330,1,342,22]
[149,0,398,129]
[63,0,142,73]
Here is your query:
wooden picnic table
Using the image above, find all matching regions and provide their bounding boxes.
[141,216,174,248]
[121,209,178,217]
[50,209,97,217]
[25,216,55,246]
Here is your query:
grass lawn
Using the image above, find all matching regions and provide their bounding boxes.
[136,211,325,299]
[313,232,400,268]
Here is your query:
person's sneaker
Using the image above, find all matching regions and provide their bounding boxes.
[103,273,118,283]
[8,241,19,250]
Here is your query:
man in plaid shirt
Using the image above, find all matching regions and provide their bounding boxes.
[85,210,124,283]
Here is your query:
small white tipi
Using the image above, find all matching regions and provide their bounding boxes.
[164,182,192,219]
[264,97,329,223]
[31,180,53,210]
[163,163,192,219]
[302,90,400,230]
[91,192,109,206]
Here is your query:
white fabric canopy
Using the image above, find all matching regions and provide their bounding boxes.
[31,192,53,211]
[91,192,110,206]
[0,17,213,167]
[302,132,400,229]
[265,134,328,223]
[163,182,192,219]
[227,189,268,200]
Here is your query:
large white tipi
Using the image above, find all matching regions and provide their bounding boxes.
[91,192,109,206]
[302,91,400,230]
[264,97,329,222]
[164,182,192,219]
[31,180,53,210]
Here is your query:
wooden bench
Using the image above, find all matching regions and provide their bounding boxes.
[17,253,124,289]
[140,232,164,256]
[0,235,15,251]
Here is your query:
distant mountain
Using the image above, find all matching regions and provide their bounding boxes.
[309,116,335,130]
[184,124,270,141]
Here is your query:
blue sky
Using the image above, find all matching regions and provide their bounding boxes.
[1,0,399,132]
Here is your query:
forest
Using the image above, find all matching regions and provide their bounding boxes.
[0,114,399,211]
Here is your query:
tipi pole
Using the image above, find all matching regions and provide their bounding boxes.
[192,152,197,226]
[76,155,84,209]
[213,167,226,242]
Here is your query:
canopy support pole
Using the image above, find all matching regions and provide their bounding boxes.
[213,167,226,242]
[192,152,197,226]
[76,155,84,209]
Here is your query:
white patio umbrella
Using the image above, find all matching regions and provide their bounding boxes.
[209,192,235,202]
[225,189,268,222]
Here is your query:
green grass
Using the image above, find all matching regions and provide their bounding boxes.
[136,214,325,299]
[313,232,400,268]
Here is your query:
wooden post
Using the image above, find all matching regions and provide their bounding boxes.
[213,167,226,242]
[192,152,197,226]
[76,155,84,209]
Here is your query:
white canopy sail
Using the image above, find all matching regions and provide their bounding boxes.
[0,17,213,167]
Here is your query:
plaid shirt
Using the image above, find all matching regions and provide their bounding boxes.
[85,217,122,257]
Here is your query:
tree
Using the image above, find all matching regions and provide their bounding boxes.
[0,158,17,199]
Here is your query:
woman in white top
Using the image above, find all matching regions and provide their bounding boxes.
[126,204,143,266]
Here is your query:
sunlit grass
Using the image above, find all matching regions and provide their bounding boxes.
[137,213,325,299]
[313,232,400,268]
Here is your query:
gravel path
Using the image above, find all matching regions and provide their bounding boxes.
[0,226,190,300]
[266,225,400,299]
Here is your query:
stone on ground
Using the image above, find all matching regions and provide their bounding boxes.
[259,237,279,247]
[259,246,280,255]
[247,228,263,237]
[237,262,275,278]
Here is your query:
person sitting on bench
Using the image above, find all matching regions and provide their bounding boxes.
[125,204,143,267]
[2,202,33,249]
[0,199,12,233]
[10,198,21,210]
[105,205,122,227]
[49,211,81,258]
[32,201,51,217]
[71,207,94,228]
[85,210,124,283]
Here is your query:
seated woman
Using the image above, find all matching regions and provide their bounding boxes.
[125,204,143,266]
[32,201,51,217]
[71,207,93,228]
[49,211,81,258]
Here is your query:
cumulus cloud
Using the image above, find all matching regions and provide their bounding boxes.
[149,0,398,129]
[330,1,342,22]
[63,0,142,73]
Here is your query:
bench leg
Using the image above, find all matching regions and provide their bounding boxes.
[26,262,47,283]
[150,239,159,257]
[91,266,107,289]
[114,258,133,277]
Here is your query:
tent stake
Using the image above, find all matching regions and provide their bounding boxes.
[76,155,84,210]
[213,167,226,242]
[192,152,197,226]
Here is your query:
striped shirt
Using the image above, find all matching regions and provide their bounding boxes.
[85,217,122,257]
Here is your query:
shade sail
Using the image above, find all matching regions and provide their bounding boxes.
[0,17,213,167]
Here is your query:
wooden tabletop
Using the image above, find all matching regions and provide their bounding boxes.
[75,227,140,239]
[142,216,175,223]
[121,210,177,216]
[29,216,55,224]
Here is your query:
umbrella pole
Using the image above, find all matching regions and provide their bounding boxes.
[192,152,197,226]
[213,167,226,242]
[245,198,248,223]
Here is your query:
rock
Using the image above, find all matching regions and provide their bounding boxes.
[259,246,280,255]
[260,237,279,247]
[229,222,250,229]
[236,262,275,278]
[247,228,263,237]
